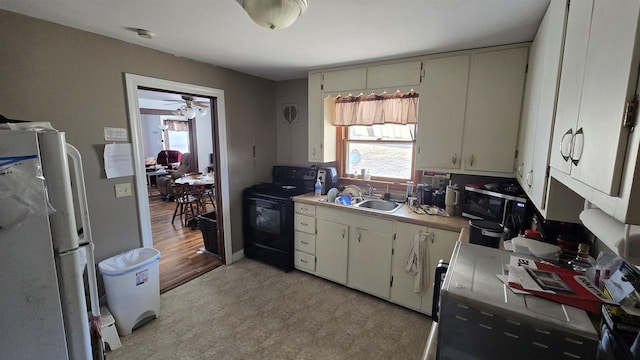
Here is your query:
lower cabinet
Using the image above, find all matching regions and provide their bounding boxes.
[294,202,460,315]
[419,227,459,314]
[391,222,427,311]
[316,219,349,284]
[391,223,459,315]
[348,226,393,299]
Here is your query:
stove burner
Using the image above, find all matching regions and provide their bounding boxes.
[282,185,296,190]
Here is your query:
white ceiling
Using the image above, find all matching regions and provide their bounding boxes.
[1,0,550,81]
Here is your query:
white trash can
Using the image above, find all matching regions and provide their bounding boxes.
[98,248,161,336]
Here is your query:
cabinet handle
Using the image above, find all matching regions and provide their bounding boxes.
[452,153,457,164]
[300,259,308,264]
[301,241,309,245]
[570,128,584,166]
[517,163,524,178]
[469,154,474,167]
[560,128,573,161]
[312,147,316,156]
[357,232,361,242]
[341,229,346,238]
[301,222,308,226]
[526,170,533,188]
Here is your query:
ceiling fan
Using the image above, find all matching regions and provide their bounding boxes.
[165,95,209,119]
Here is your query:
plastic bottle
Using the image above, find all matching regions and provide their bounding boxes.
[314,179,322,197]
[569,243,595,273]
[406,181,414,202]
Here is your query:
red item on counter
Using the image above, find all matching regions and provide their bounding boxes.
[524,229,542,240]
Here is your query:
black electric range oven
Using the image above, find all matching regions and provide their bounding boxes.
[242,166,317,271]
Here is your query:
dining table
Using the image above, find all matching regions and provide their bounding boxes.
[174,174,216,217]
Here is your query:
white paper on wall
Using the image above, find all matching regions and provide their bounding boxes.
[104,143,134,178]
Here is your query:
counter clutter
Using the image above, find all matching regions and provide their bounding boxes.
[293,192,470,236]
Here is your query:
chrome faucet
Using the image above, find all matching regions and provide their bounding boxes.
[366,184,376,197]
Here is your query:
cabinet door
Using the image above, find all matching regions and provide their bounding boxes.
[323,68,367,92]
[421,228,459,314]
[348,227,393,299]
[367,61,422,89]
[550,0,594,175]
[391,222,427,311]
[316,219,349,284]
[462,47,528,173]
[308,72,328,162]
[415,55,469,170]
[517,0,569,214]
[569,0,640,195]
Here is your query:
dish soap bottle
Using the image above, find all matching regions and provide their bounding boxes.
[314,179,322,197]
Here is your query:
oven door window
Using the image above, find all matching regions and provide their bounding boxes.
[250,201,282,234]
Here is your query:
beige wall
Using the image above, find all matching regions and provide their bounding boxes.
[275,79,312,167]
[0,10,277,261]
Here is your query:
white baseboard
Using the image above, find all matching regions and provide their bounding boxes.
[230,250,245,263]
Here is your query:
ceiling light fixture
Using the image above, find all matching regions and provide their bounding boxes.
[173,104,206,119]
[242,0,308,30]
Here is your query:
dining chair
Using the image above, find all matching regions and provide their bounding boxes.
[171,182,201,226]
[204,185,216,211]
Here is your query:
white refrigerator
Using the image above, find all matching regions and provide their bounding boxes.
[0,129,101,359]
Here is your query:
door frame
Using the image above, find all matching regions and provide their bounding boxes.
[124,73,233,264]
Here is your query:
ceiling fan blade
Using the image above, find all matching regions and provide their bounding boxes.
[194,101,210,108]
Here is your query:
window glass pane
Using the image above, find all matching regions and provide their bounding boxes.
[348,124,415,141]
[166,131,190,154]
[346,142,413,179]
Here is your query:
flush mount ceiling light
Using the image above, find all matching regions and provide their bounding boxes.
[241,0,308,30]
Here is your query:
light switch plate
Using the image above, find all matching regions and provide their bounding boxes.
[115,183,132,198]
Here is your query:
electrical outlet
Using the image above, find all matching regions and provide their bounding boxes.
[115,183,132,198]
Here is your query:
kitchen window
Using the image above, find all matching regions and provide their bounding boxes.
[341,124,415,180]
[330,90,418,181]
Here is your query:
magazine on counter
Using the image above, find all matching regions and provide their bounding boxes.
[506,256,617,313]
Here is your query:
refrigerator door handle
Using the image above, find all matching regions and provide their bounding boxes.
[66,144,101,323]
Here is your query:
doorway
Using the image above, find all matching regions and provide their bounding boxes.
[124,74,234,290]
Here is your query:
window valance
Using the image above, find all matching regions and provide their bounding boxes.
[327,90,419,126]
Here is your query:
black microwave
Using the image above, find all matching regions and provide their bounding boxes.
[461,186,530,237]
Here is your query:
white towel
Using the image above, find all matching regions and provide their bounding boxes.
[405,231,432,293]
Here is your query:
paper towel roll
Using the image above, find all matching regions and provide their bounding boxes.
[580,208,640,265]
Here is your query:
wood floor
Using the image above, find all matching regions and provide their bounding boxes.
[148,190,223,293]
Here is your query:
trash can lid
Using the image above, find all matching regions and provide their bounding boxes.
[98,247,160,276]
[469,219,504,232]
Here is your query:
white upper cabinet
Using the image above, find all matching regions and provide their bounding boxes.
[516,0,584,222]
[308,72,336,163]
[367,61,422,89]
[322,68,367,92]
[416,46,528,176]
[416,55,469,170]
[463,47,528,173]
[551,0,640,196]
